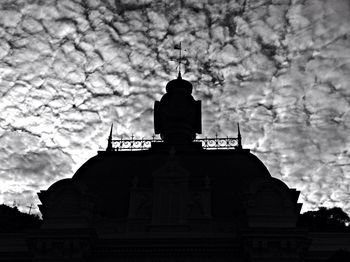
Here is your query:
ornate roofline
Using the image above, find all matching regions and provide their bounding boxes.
[106,136,241,151]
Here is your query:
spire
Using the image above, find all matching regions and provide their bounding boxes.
[174,42,182,79]
[106,124,114,151]
[236,123,242,150]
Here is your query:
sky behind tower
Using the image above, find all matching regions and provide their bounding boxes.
[0,0,349,215]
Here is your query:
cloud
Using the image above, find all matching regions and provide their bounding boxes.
[0,130,73,211]
[0,0,349,215]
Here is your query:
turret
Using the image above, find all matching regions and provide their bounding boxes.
[154,74,201,144]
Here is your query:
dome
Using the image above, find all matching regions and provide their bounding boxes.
[154,75,201,143]
[70,148,271,219]
[165,76,193,94]
[38,75,301,234]
[29,67,309,262]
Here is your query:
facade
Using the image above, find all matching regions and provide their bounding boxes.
[1,74,349,261]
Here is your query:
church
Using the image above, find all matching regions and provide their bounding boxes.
[1,72,349,261]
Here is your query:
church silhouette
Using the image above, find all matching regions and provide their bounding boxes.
[1,73,349,261]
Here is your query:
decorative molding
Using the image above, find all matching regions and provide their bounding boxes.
[108,136,240,151]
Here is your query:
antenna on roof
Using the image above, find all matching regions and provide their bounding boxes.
[106,124,114,152]
[236,123,242,150]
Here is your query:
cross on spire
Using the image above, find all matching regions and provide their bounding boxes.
[27,203,34,215]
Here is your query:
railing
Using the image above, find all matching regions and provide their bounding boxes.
[111,137,159,151]
[196,136,239,150]
[108,135,240,151]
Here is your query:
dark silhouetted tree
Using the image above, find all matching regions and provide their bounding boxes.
[0,204,41,233]
[298,207,350,232]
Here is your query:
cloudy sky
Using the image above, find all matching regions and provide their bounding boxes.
[0,0,349,215]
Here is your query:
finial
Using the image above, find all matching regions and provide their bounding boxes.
[174,42,182,79]
[177,70,182,79]
[236,123,242,150]
[106,124,114,151]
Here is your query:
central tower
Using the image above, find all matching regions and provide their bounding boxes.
[154,73,202,144]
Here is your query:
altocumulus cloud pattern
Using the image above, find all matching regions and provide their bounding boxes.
[0,0,349,215]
